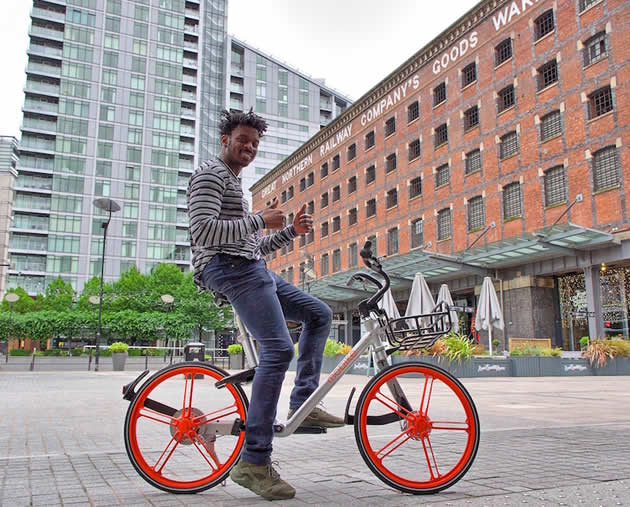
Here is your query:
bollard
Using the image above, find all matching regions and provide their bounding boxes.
[169,347,174,365]
[144,349,148,370]
[29,349,36,371]
[88,348,93,371]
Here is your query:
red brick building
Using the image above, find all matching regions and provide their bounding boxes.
[251,0,630,349]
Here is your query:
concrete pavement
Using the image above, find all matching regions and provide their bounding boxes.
[1,370,629,506]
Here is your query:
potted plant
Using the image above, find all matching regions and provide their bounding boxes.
[109,342,129,371]
[579,336,590,351]
[227,343,243,369]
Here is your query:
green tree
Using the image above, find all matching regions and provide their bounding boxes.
[42,278,75,312]
[0,288,36,314]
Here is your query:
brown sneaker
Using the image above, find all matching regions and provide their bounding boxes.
[229,459,296,500]
[287,405,345,428]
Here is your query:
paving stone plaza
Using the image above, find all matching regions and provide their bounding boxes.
[1,370,629,506]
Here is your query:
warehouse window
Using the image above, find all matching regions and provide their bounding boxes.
[544,165,567,206]
[332,216,340,233]
[410,219,424,249]
[465,149,482,174]
[593,146,620,192]
[538,60,558,90]
[332,154,340,171]
[387,227,399,255]
[540,110,562,141]
[348,175,357,194]
[495,38,512,66]
[332,249,341,273]
[467,196,485,231]
[347,143,356,161]
[321,254,329,276]
[462,62,477,87]
[498,84,515,113]
[579,0,598,12]
[409,177,422,199]
[583,32,607,67]
[320,162,328,179]
[407,101,419,123]
[535,10,555,40]
[408,139,421,160]
[386,188,398,209]
[434,123,448,147]
[385,153,397,173]
[500,131,519,159]
[385,116,396,136]
[366,165,376,184]
[321,192,328,208]
[348,207,357,226]
[332,185,340,202]
[503,182,522,220]
[464,105,479,130]
[366,198,376,218]
[435,164,450,188]
[588,86,614,119]
[437,209,452,241]
[321,221,328,238]
[365,130,375,150]
[433,82,446,106]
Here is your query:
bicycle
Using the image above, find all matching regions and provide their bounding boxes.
[122,241,480,495]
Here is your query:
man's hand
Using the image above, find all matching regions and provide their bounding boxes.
[261,199,286,230]
[292,204,313,235]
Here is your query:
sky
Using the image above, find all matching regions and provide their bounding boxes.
[0,0,479,139]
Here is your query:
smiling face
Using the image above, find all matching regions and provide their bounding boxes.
[219,125,260,175]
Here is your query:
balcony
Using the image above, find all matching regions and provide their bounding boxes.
[9,237,48,252]
[320,99,333,111]
[231,65,244,77]
[6,276,46,295]
[23,101,58,115]
[182,74,197,85]
[180,126,195,137]
[184,40,198,52]
[231,82,244,94]
[180,141,194,153]
[183,58,197,69]
[28,43,63,60]
[26,61,61,77]
[20,136,55,152]
[24,80,60,96]
[181,107,195,118]
[29,25,64,41]
[184,24,198,35]
[21,119,57,135]
[182,90,196,102]
[185,8,200,19]
[15,175,53,191]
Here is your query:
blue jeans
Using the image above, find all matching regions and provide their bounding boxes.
[201,254,332,465]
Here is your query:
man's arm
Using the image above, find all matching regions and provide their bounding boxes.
[188,168,264,247]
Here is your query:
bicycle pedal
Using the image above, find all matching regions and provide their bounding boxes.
[215,367,256,389]
[294,425,328,434]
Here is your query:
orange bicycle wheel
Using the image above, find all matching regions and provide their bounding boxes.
[354,361,479,494]
[124,362,248,494]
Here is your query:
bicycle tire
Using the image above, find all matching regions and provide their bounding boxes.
[354,361,480,494]
[123,361,248,494]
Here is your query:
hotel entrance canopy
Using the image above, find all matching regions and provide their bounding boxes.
[303,223,615,304]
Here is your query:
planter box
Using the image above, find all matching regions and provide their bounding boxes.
[591,358,617,376]
[321,356,343,374]
[472,358,512,377]
[112,352,127,371]
[229,354,243,370]
[559,358,592,376]
[511,357,541,377]
[615,357,630,375]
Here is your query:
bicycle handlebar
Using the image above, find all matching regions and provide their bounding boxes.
[346,241,392,317]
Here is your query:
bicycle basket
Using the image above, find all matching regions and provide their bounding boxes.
[381,301,452,351]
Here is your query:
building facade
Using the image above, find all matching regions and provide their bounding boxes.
[252,0,630,349]
[11,0,224,295]
[227,36,351,205]
[0,137,19,296]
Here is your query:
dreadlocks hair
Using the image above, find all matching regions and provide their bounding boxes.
[219,108,268,138]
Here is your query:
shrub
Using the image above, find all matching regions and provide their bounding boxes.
[70,347,85,356]
[583,340,615,367]
[338,343,352,355]
[227,344,243,355]
[579,336,590,348]
[323,339,343,358]
[442,332,474,362]
[128,348,143,357]
[608,339,630,357]
[9,349,31,356]
[108,342,129,353]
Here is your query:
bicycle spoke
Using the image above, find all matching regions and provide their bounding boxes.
[138,406,176,426]
[419,375,434,416]
[372,389,412,419]
[421,436,440,480]
[375,429,413,462]
[191,433,222,471]
[182,373,196,417]
[430,420,470,431]
[193,403,240,426]
[153,434,181,474]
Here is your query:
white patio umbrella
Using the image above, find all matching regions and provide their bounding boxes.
[475,277,504,355]
[437,283,459,334]
[405,273,435,329]
[378,288,401,319]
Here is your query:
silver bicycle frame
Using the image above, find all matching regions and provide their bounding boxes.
[234,312,392,437]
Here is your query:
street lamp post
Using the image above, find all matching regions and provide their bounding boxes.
[92,198,120,372]
[5,292,19,362]
[161,294,174,361]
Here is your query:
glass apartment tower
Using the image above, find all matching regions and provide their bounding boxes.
[11,0,227,294]
[227,37,352,205]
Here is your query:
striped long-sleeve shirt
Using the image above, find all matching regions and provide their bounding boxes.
[187,158,297,289]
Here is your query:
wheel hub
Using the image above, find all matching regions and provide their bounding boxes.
[170,407,215,445]
[402,411,432,440]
